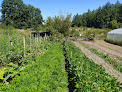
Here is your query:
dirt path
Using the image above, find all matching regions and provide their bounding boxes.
[72,41,122,83]
[96,40,122,54]
[82,41,122,57]
[82,41,122,63]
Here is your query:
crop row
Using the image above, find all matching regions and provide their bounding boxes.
[2,42,68,92]
[79,41,122,73]
[64,41,121,92]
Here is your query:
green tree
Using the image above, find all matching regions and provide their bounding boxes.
[1,0,43,30]
[45,14,72,36]
[110,20,119,29]
[31,8,43,30]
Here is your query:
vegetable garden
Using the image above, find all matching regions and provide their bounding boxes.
[64,41,122,91]
[0,28,122,91]
[0,29,68,91]
[79,41,122,73]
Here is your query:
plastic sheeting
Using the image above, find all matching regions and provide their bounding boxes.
[107,28,122,42]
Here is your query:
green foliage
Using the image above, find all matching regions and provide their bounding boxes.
[110,20,119,29]
[36,25,45,31]
[64,41,121,91]
[0,24,14,30]
[1,0,43,30]
[72,1,122,29]
[2,42,68,92]
[45,14,72,37]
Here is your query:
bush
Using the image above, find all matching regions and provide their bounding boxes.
[110,20,119,29]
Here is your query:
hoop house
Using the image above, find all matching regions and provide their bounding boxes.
[107,28,122,42]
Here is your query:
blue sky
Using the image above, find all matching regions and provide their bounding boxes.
[0,0,122,20]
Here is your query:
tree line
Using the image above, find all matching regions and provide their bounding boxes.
[1,0,122,32]
[72,1,122,29]
[1,0,43,30]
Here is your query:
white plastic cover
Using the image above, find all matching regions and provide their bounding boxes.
[108,28,122,34]
[107,28,122,42]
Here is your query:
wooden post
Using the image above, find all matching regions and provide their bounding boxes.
[29,34,31,53]
[39,36,41,42]
[37,35,38,51]
[44,33,46,40]
[35,34,37,51]
[118,67,120,77]
[35,34,36,43]
[8,33,10,46]
[23,35,25,57]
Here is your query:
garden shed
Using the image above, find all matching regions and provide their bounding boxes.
[107,28,122,42]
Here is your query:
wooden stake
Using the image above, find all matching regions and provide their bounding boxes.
[35,34,37,51]
[37,35,38,51]
[29,34,31,53]
[35,34,36,43]
[39,36,42,42]
[23,35,25,57]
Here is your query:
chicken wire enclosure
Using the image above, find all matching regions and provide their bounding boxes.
[107,28,122,42]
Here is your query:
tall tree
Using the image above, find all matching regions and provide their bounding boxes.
[72,1,122,29]
[1,0,43,30]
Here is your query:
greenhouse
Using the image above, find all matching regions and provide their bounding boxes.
[107,28,122,42]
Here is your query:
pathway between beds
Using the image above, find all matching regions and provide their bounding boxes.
[72,41,122,83]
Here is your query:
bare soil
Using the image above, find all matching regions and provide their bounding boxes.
[95,40,122,54]
[72,41,122,83]
[82,40,122,63]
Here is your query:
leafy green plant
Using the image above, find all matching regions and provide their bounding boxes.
[2,42,68,92]
[79,41,122,73]
[64,41,121,91]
